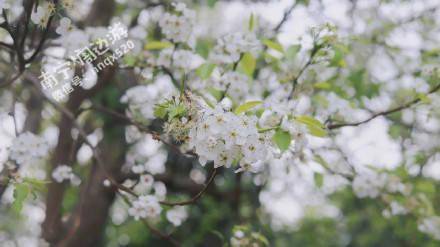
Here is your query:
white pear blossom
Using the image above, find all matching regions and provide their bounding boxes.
[56,17,73,36]
[120,77,176,121]
[52,165,81,186]
[158,3,196,45]
[0,0,11,11]
[134,174,155,195]
[188,104,269,171]
[166,206,188,226]
[418,216,440,240]
[31,6,50,27]
[61,0,74,10]
[155,48,173,68]
[210,32,262,64]
[213,72,249,101]
[352,172,388,198]
[172,50,204,72]
[128,195,162,220]
[9,132,50,166]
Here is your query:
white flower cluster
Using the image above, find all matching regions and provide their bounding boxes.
[213,72,249,101]
[152,48,204,73]
[120,77,176,121]
[9,132,50,166]
[52,165,81,186]
[188,106,269,172]
[172,50,204,72]
[210,32,261,64]
[352,172,409,199]
[166,206,188,226]
[418,216,440,240]
[31,5,52,27]
[131,174,167,201]
[0,0,12,11]
[126,133,168,175]
[159,3,196,45]
[382,201,408,218]
[128,195,162,220]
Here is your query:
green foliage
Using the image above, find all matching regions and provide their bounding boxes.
[12,184,30,214]
[285,44,301,60]
[272,129,292,151]
[314,172,324,188]
[348,69,380,99]
[234,101,262,115]
[196,63,216,80]
[262,39,284,53]
[294,115,327,137]
[248,13,256,32]
[144,41,173,50]
[11,179,48,214]
[154,99,188,120]
[238,52,257,78]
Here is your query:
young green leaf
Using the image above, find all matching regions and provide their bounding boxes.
[12,184,30,214]
[154,105,168,119]
[285,44,301,60]
[272,129,292,151]
[262,39,284,53]
[417,93,431,104]
[238,53,256,78]
[144,41,173,50]
[207,0,217,7]
[234,101,262,115]
[196,63,216,80]
[295,115,327,137]
[314,82,332,90]
[248,13,256,32]
[314,172,324,188]
[168,105,186,119]
[307,125,327,137]
[295,115,325,128]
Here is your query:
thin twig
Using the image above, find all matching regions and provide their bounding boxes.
[160,168,218,206]
[274,1,298,32]
[327,83,440,129]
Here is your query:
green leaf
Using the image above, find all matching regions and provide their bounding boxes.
[207,0,217,7]
[195,39,213,58]
[314,172,324,188]
[262,39,284,53]
[238,53,256,78]
[168,105,186,119]
[248,13,256,32]
[295,115,325,128]
[307,125,328,137]
[207,87,223,102]
[330,46,347,67]
[12,184,30,214]
[23,178,49,192]
[154,105,168,119]
[314,155,330,169]
[210,230,225,242]
[417,93,431,104]
[285,44,301,60]
[144,41,173,50]
[295,115,327,137]
[234,101,262,115]
[196,63,216,80]
[123,55,137,66]
[272,130,292,151]
[314,82,332,90]
[251,232,269,246]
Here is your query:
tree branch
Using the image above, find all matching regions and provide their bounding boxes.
[327,83,440,129]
